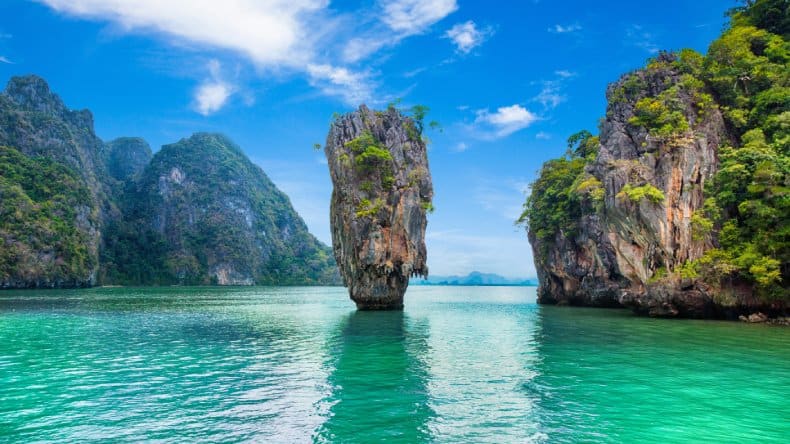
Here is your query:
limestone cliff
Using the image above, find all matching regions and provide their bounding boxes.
[0,76,107,287]
[108,133,340,286]
[325,105,433,309]
[0,75,340,288]
[527,50,787,318]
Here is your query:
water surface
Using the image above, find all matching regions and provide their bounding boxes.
[0,286,787,442]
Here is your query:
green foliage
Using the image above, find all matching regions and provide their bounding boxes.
[0,146,96,284]
[728,0,790,38]
[105,133,340,286]
[566,130,599,159]
[628,96,690,138]
[420,200,435,214]
[410,105,430,133]
[691,211,714,241]
[355,144,393,166]
[346,130,395,188]
[518,129,604,249]
[355,198,383,218]
[617,184,666,204]
[647,266,668,283]
[574,175,605,204]
[526,0,789,300]
[611,73,647,104]
[518,154,588,240]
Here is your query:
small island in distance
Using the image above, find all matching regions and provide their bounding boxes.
[412,271,537,286]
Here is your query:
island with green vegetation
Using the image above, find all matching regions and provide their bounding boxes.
[520,0,788,320]
[324,104,433,309]
[0,76,339,288]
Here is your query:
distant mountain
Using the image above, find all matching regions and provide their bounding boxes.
[412,271,537,286]
[0,75,340,288]
[105,133,339,285]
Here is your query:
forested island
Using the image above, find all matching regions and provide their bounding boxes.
[0,76,339,288]
[520,0,788,319]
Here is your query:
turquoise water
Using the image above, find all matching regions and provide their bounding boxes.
[0,286,788,443]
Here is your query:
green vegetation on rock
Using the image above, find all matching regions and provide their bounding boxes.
[0,146,97,286]
[0,76,339,288]
[521,0,788,302]
[617,184,666,204]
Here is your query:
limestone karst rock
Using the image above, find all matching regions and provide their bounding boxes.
[529,54,730,316]
[325,105,433,310]
[0,75,340,288]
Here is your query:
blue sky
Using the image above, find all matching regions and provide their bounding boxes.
[0,0,732,277]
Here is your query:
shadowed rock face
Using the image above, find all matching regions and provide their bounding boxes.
[325,105,433,310]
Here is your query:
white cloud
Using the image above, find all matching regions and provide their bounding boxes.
[627,25,660,54]
[549,23,581,34]
[194,59,233,116]
[533,80,565,109]
[38,0,457,105]
[341,0,458,63]
[38,0,325,67]
[342,37,388,63]
[381,0,458,36]
[0,56,12,64]
[554,70,576,78]
[306,63,374,105]
[535,131,551,140]
[444,21,492,54]
[474,104,539,139]
[453,142,469,152]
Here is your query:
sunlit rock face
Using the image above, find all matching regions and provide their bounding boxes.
[325,105,433,310]
[530,54,733,317]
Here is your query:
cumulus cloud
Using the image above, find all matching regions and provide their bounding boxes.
[306,63,374,105]
[549,23,581,34]
[37,0,460,106]
[474,105,539,139]
[193,59,233,115]
[37,0,327,67]
[444,21,492,53]
[342,0,458,63]
[381,0,458,36]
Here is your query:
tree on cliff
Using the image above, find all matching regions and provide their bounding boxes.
[520,0,788,307]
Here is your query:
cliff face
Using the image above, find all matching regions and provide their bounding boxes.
[0,76,107,287]
[110,133,339,286]
[104,137,152,183]
[325,105,433,309]
[527,2,790,318]
[0,75,339,288]
[530,55,729,316]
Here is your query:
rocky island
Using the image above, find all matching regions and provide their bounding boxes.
[0,75,339,288]
[521,3,788,319]
[324,105,433,309]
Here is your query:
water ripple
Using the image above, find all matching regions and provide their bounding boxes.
[0,286,788,443]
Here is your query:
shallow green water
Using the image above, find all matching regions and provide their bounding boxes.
[0,286,787,443]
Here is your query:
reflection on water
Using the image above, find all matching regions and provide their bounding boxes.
[531,305,790,443]
[315,311,434,443]
[0,286,788,443]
